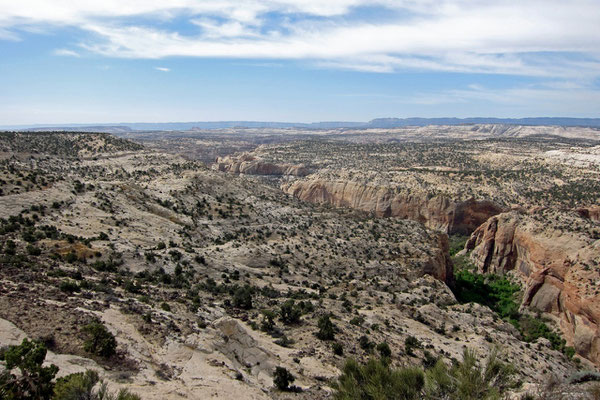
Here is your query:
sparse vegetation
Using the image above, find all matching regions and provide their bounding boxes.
[0,339,58,400]
[0,129,596,398]
[82,322,117,358]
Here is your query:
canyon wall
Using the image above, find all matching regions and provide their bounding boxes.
[423,231,454,285]
[465,211,600,364]
[283,179,503,234]
[213,154,309,177]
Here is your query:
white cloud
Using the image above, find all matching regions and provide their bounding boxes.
[154,66,170,72]
[53,48,80,57]
[0,0,599,77]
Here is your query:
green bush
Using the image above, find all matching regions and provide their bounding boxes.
[359,335,374,352]
[424,348,516,400]
[404,336,420,356]
[232,285,253,310]
[53,370,99,399]
[280,299,301,324]
[26,244,42,256]
[316,315,335,341]
[53,369,141,400]
[333,357,424,400]
[273,366,295,391]
[60,280,80,294]
[64,252,78,263]
[333,348,515,400]
[377,342,392,358]
[83,322,117,358]
[332,342,344,356]
[0,339,58,400]
[260,310,276,332]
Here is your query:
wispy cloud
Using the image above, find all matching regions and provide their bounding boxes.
[1,1,599,78]
[154,66,170,72]
[408,83,600,115]
[53,48,80,57]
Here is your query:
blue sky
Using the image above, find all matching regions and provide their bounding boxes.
[1,0,599,125]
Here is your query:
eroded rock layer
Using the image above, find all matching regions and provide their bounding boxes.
[283,179,503,234]
[213,154,309,176]
[465,211,600,364]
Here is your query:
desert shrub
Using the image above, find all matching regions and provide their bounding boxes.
[404,336,420,356]
[273,367,295,391]
[332,342,344,356]
[316,314,335,341]
[53,370,141,400]
[424,348,516,400]
[279,299,301,324]
[260,310,276,332]
[26,244,41,256]
[53,370,99,399]
[519,315,567,352]
[0,338,58,400]
[64,252,78,263]
[333,348,515,400]
[377,342,392,358]
[359,335,374,352]
[422,350,439,369]
[83,322,117,358]
[60,280,80,294]
[274,335,295,348]
[333,357,424,400]
[232,285,253,310]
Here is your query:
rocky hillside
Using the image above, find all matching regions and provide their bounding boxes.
[0,132,590,399]
[464,210,600,365]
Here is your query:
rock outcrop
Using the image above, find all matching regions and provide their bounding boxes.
[577,206,600,222]
[465,211,600,365]
[213,154,309,176]
[283,179,503,234]
[423,232,454,285]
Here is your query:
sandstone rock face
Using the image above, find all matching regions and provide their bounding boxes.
[465,211,600,365]
[577,206,600,222]
[423,232,454,285]
[213,154,309,176]
[283,179,503,234]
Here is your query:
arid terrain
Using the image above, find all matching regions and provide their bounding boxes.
[1,126,600,399]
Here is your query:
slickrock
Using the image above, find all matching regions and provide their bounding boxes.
[213,153,309,176]
[283,179,503,234]
[465,210,600,364]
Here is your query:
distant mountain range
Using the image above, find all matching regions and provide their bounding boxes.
[2,117,600,132]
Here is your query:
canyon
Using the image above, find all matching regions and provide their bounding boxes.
[1,127,599,399]
[464,210,600,364]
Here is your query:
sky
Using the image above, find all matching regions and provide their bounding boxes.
[1,0,600,125]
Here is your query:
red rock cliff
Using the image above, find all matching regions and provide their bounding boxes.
[465,211,600,364]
